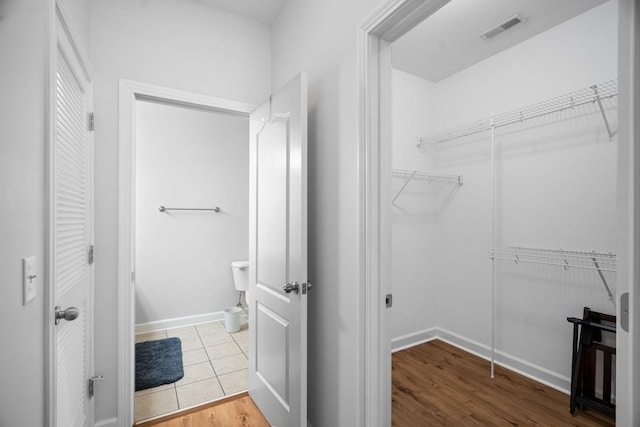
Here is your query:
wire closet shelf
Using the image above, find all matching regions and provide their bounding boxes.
[418,79,618,146]
[392,169,463,184]
[490,246,617,272]
[392,169,463,204]
[490,246,617,304]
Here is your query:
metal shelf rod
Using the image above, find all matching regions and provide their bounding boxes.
[492,251,617,264]
[490,256,616,273]
[158,206,221,213]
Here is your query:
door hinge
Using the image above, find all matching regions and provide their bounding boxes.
[88,112,95,131]
[88,375,104,398]
[131,271,135,282]
[88,245,95,264]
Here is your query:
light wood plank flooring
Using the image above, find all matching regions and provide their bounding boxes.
[392,340,615,426]
[135,392,270,427]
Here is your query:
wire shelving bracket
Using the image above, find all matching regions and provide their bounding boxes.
[392,169,463,204]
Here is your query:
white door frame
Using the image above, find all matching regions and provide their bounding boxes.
[46,0,94,425]
[357,0,640,425]
[616,0,640,424]
[357,1,451,425]
[117,81,255,425]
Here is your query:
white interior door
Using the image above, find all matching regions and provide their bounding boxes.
[248,73,308,427]
[51,11,94,427]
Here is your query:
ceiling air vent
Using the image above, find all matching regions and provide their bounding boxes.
[480,14,525,40]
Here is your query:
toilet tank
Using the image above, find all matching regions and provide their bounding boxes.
[230,260,249,291]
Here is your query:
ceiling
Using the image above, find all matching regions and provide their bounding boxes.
[392,0,608,82]
[194,0,286,24]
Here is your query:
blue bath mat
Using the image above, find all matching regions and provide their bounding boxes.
[135,337,184,391]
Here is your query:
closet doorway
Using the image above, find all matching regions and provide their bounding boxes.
[389,0,619,423]
[118,81,255,423]
[357,0,639,425]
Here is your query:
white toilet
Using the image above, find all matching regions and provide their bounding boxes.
[230,260,250,314]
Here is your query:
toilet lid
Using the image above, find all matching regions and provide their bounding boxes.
[231,260,249,268]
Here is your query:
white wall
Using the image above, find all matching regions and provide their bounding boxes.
[271,0,384,425]
[0,0,91,425]
[64,0,91,55]
[390,70,441,341]
[0,2,48,425]
[91,1,270,422]
[391,1,618,389]
[135,100,249,325]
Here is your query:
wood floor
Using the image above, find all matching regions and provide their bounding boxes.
[392,340,615,427]
[137,340,615,426]
[135,392,270,427]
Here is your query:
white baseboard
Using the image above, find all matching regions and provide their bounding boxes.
[392,327,570,394]
[135,310,247,334]
[391,327,438,353]
[94,417,117,427]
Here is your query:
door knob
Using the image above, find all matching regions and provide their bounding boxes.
[283,282,299,294]
[55,306,79,325]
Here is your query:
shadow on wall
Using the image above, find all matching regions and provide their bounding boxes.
[305,70,355,426]
[392,180,461,222]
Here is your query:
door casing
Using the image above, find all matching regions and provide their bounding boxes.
[357,0,640,425]
[117,80,255,425]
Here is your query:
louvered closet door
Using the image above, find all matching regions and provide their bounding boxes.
[53,38,92,427]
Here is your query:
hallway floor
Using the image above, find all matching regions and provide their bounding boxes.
[135,393,269,427]
[134,319,249,423]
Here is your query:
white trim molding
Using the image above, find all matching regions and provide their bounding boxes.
[118,80,255,426]
[54,0,92,81]
[357,1,452,425]
[392,329,570,394]
[616,1,640,425]
[93,417,118,427]
[391,328,438,353]
[134,310,246,335]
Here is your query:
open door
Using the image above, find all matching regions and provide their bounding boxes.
[248,73,308,427]
[49,4,94,426]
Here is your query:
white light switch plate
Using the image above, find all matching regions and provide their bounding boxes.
[23,256,37,305]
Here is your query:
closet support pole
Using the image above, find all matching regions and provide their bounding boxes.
[490,117,496,379]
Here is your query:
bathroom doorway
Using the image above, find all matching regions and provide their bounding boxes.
[119,82,255,423]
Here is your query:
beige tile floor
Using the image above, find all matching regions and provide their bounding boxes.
[134,319,249,423]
